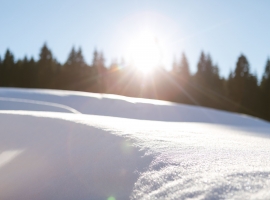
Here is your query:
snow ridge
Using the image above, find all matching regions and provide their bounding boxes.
[1,88,270,200]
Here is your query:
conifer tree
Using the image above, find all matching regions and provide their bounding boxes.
[179,53,190,80]
[90,50,107,92]
[227,54,260,116]
[37,43,58,88]
[172,56,178,73]
[171,53,193,104]
[197,52,207,74]
[1,49,15,86]
[15,56,28,87]
[66,47,76,68]
[194,52,224,108]
[76,47,86,68]
[261,59,270,120]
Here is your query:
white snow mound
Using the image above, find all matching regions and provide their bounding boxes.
[0,88,270,200]
[0,87,268,126]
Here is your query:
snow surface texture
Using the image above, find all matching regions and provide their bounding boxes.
[0,88,270,200]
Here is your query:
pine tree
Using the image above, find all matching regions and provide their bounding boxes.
[37,43,58,88]
[65,47,86,68]
[170,53,193,104]
[91,50,107,92]
[172,56,178,73]
[66,47,76,68]
[0,49,15,86]
[76,47,86,68]
[179,53,190,80]
[197,52,207,74]
[227,54,260,116]
[16,56,38,88]
[261,59,270,120]
[92,49,99,68]
[15,56,28,87]
[0,56,2,86]
[62,47,88,90]
[194,52,224,108]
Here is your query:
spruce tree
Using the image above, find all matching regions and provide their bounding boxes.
[66,47,76,68]
[90,50,107,92]
[228,54,260,116]
[179,53,190,80]
[261,59,270,120]
[76,47,86,68]
[37,43,58,88]
[171,53,192,104]
[194,52,224,108]
[1,49,15,86]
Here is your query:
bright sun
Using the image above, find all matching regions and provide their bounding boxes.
[128,31,161,74]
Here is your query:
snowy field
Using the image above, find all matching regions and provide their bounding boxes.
[0,88,270,200]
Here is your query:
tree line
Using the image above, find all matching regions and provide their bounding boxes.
[0,44,270,122]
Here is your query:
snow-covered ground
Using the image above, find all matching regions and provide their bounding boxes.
[0,88,270,200]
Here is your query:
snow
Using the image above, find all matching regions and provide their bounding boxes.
[0,87,268,126]
[0,88,270,199]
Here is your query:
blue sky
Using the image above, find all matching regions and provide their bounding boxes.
[1,0,270,78]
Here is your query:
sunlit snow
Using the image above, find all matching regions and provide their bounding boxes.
[0,88,270,200]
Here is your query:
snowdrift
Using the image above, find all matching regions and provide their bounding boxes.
[0,88,270,200]
[0,87,268,126]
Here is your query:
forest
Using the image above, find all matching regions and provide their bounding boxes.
[0,43,270,122]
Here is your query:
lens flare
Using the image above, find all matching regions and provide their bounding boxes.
[107,196,116,200]
[128,31,161,74]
